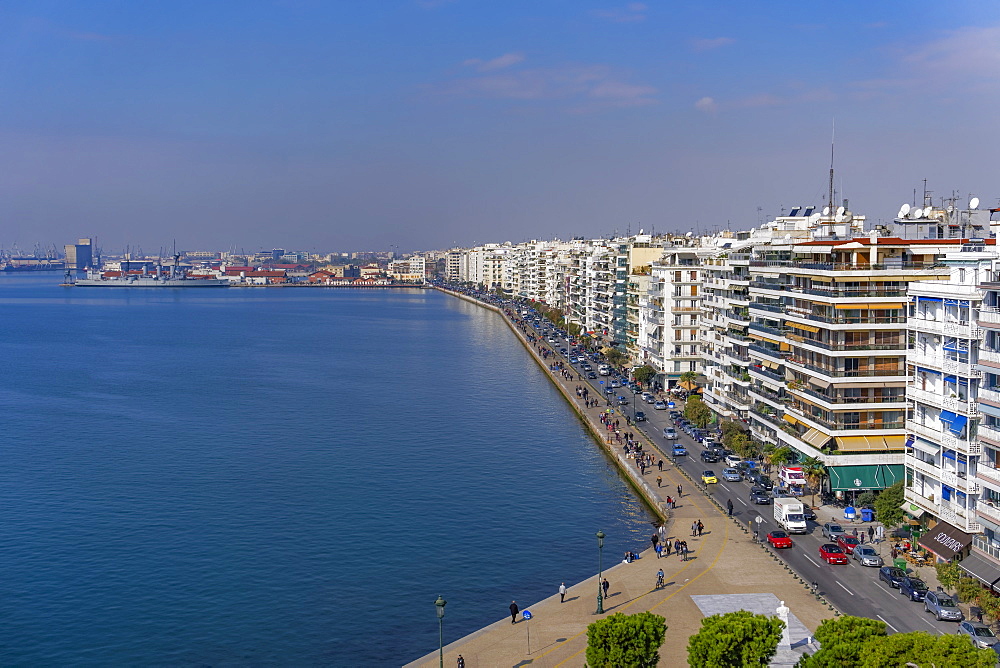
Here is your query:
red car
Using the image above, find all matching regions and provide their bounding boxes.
[767,530,793,549]
[819,543,849,564]
[836,535,861,555]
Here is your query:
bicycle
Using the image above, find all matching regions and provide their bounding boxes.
[655,571,665,589]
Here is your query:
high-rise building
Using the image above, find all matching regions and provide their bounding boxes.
[64,238,93,270]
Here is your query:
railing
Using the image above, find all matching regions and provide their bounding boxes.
[749,322,786,337]
[749,385,788,405]
[973,535,1000,561]
[750,281,792,292]
[977,465,1000,485]
[749,302,785,314]
[749,260,943,271]
[749,343,784,360]
[979,308,1000,327]
[792,338,905,353]
[798,287,910,298]
[785,357,906,378]
[749,364,786,383]
[797,385,906,406]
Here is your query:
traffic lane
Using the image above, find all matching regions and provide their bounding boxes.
[667,449,962,636]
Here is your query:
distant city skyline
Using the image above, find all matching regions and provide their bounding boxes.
[1,1,998,251]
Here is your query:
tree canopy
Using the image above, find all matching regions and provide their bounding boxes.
[633,365,656,386]
[684,395,712,429]
[872,481,905,528]
[686,610,783,667]
[586,612,666,668]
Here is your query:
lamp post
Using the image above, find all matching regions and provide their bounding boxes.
[435,594,446,668]
[596,530,606,614]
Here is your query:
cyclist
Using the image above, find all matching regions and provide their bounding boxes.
[655,569,664,589]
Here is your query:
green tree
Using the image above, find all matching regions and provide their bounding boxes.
[872,481,905,528]
[633,365,656,387]
[798,616,886,668]
[935,560,963,592]
[679,370,699,389]
[566,322,582,337]
[800,456,826,507]
[605,348,627,368]
[770,446,793,469]
[857,631,995,668]
[585,612,666,668]
[686,610,783,668]
[684,395,712,429]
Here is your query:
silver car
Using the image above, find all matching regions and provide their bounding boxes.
[821,523,846,540]
[722,468,742,482]
[925,590,964,622]
[958,620,995,647]
[851,545,883,568]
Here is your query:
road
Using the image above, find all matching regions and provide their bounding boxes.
[523,324,963,638]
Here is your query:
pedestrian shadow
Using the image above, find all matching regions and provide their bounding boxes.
[563,596,580,603]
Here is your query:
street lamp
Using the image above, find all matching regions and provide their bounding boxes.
[596,530,606,614]
[435,594,446,668]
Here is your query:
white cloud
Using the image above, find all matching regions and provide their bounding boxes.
[900,25,1000,83]
[691,37,735,52]
[463,52,526,73]
[590,3,647,24]
[432,63,656,111]
[694,97,717,113]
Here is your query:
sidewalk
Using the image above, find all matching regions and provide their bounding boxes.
[405,303,836,666]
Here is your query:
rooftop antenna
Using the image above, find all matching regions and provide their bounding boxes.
[827,120,835,215]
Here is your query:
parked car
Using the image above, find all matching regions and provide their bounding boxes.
[818,543,849,564]
[634,411,647,422]
[654,401,667,410]
[749,487,771,504]
[836,535,861,555]
[757,477,775,491]
[700,450,720,463]
[669,411,681,419]
[821,523,846,540]
[926,590,964,622]
[803,507,817,522]
[745,469,764,484]
[587,371,598,379]
[722,468,742,482]
[879,566,907,588]
[645,395,657,404]
[899,577,929,602]
[958,621,996,647]
[725,454,742,467]
[701,470,718,484]
[851,546,883,567]
[767,530,793,549]
[672,444,688,457]
[663,428,677,440]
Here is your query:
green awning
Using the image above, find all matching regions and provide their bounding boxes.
[828,464,904,491]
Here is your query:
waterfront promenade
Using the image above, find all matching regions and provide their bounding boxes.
[407,291,835,667]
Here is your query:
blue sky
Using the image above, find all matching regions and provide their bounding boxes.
[1,1,999,253]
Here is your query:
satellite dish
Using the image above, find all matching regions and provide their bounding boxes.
[970,197,980,210]
[900,203,911,216]
[835,213,844,223]
[912,207,924,218]
[685,231,693,237]
[822,206,830,216]
[844,212,854,222]
[836,206,846,216]
[896,209,906,219]
[808,213,821,224]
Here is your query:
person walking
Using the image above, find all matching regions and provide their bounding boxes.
[664,539,672,557]
[674,538,681,556]
[691,521,698,538]
[651,533,659,550]
[559,582,567,603]
[655,542,662,558]
[509,601,519,624]
[868,526,875,543]
[727,499,734,516]
[656,475,662,487]
[677,484,683,498]
[457,656,465,668]
[602,578,610,599]
[658,459,663,471]
[697,520,704,537]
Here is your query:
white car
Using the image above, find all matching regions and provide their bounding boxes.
[654,401,667,410]
[725,454,742,467]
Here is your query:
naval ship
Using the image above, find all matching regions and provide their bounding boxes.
[69,253,229,287]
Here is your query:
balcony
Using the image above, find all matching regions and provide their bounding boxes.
[979,423,1000,446]
[977,464,1000,486]
[978,307,1000,328]
[908,386,944,408]
[750,260,943,272]
[907,455,941,480]
[977,502,1000,526]
[943,321,983,338]
[944,359,982,378]
[942,432,983,456]
[784,356,906,379]
[942,394,979,417]
[909,317,944,335]
[906,419,941,443]
[749,343,784,361]
[940,469,980,494]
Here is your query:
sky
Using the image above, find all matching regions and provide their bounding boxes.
[1,1,999,254]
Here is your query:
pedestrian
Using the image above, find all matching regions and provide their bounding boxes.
[698,520,704,537]
[656,475,662,487]
[868,526,875,542]
[674,538,681,555]
[655,542,662,558]
[658,459,663,471]
[691,521,698,537]
[677,484,683,498]
[510,600,519,624]
[559,582,567,603]
[664,539,672,556]
[727,499,734,516]
[651,533,659,549]
[852,527,858,538]
[891,545,899,559]
[658,524,666,542]
[602,578,610,599]
[457,655,465,668]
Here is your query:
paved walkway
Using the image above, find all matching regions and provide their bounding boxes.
[407,297,836,667]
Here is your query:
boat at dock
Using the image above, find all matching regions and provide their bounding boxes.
[68,253,229,287]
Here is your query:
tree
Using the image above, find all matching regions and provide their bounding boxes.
[633,364,656,387]
[800,456,826,507]
[679,370,699,389]
[585,612,666,668]
[566,322,582,337]
[798,616,886,668]
[872,481,905,528]
[605,348,627,368]
[770,446,793,469]
[686,610,783,667]
[684,395,712,429]
[935,560,963,592]
[856,631,995,668]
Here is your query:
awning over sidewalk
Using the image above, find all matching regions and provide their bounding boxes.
[901,502,926,518]
[801,427,830,449]
[918,522,974,561]
[828,464,904,491]
[961,552,1000,592]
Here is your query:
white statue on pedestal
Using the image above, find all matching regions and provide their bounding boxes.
[776,600,791,650]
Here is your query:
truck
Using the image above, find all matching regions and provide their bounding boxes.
[773,497,808,534]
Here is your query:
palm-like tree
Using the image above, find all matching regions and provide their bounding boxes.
[679,370,699,391]
[800,456,827,507]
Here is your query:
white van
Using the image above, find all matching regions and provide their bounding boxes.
[598,365,611,376]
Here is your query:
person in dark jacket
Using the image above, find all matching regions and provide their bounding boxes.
[509,600,519,624]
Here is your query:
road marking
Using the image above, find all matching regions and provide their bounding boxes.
[737,498,747,506]
[876,615,899,633]
[804,555,821,568]
[920,617,939,631]
[835,581,854,596]
[875,583,892,595]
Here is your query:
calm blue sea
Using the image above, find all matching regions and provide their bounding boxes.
[0,274,655,666]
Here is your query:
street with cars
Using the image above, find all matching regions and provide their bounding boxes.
[506,299,979,642]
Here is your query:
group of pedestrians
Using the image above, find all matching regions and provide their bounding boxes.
[691,519,705,537]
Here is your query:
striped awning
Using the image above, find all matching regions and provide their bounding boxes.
[749,333,781,345]
[801,427,830,448]
[835,435,897,451]
[834,303,904,310]
[783,414,800,425]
